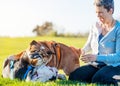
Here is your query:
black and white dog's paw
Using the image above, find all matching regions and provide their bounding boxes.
[57,74,66,80]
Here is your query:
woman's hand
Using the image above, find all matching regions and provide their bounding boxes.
[81,54,97,63]
[81,49,85,56]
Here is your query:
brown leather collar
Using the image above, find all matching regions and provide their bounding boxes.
[53,43,61,68]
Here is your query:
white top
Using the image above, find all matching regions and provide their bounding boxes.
[82,22,102,54]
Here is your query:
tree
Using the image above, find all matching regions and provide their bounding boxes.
[32,22,56,36]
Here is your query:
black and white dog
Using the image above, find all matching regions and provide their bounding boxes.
[2,51,66,82]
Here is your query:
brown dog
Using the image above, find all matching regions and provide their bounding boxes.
[26,40,81,75]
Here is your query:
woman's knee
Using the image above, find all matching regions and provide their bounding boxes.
[69,65,98,82]
[92,72,117,85]
[91,72,103,83]
[69,67,84,81]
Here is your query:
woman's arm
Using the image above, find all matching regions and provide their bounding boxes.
[82,26,93,55]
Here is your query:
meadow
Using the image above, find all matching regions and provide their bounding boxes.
[0,36,105,86]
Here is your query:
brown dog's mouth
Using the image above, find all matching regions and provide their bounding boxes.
[28,50,55,66]
[29,51,54,59]
[29,52,42,59]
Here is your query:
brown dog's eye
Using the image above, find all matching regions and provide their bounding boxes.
[47,51,54,55]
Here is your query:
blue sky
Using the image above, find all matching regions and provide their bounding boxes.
[0,0,120,37]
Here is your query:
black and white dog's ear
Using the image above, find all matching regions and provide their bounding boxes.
[30,40,38,45]
[2,58,10,69]
[2,55,14,69]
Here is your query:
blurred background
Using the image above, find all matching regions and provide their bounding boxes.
[0,0,120,37]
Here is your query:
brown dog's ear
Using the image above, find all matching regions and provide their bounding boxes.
[30,40,38,45]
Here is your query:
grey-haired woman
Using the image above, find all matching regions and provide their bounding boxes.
[69,0,120,85]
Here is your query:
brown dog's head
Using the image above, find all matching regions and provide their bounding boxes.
[25,40,55,66]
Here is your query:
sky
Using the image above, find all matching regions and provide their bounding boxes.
[0,0,120,37]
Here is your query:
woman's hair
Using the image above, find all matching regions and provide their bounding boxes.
[94,0,114,13]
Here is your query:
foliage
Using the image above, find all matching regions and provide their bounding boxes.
[56,32,89,38]
[32,22,57,36]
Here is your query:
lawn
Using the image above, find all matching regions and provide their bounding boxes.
[0,36,99,86]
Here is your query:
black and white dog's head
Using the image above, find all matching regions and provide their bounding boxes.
[2,54,30,80]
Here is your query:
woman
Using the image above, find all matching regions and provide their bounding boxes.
[69,0,120,85]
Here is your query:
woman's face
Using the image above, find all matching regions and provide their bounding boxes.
[95,6,112,24]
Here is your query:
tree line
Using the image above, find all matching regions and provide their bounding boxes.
[32,21,88,37]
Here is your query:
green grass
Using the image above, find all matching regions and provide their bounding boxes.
[0,36,102,86]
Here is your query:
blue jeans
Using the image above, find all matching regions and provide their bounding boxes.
[69,65,120,86]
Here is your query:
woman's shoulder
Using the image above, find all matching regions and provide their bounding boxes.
[114,20,120,29]
[116,20,120,26]
[114,20,120,34]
